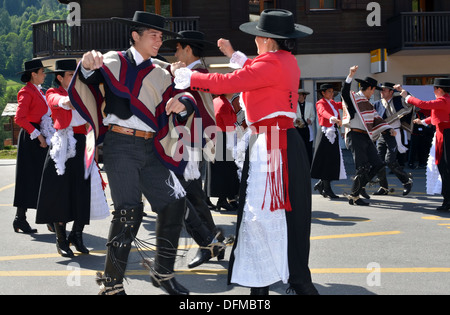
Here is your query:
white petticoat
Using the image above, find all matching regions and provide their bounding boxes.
[426,135,442,195]
[230,133,289,287]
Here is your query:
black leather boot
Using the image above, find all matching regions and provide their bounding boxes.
[322,180,339,199]
[97,203,144,295]
[13,207,37,234]
[54,223,74,258]
[150,198,189,295]
[314,180,327,197]
[68,225,89,254]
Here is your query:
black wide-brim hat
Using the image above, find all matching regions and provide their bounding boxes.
[239,9,313,39]
[163,31,217,51]
[316,83,334,92]
[112,11,179,37]
[380,82,396,90]
[17,59,49,74]
[434,78,450,88]
[47,59,78,74]
[355,76,382,90]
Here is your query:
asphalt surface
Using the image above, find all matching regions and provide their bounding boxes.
[0,149,449,296]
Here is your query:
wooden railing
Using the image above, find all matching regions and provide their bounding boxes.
[32,17,200,58]
[388,12,450,53]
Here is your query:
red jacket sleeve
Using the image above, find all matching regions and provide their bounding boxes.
[46,87,72,130]
[191,54,280,95]
[15,88,38,134]
[407,96,448,110]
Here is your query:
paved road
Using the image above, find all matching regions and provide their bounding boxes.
[0,150,449,296]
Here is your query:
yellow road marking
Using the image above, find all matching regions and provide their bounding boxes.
[422,216,450,221]
[0,183,14,192]
[2,267,450,277]
[0,231,400,262]
[311,230,401,240]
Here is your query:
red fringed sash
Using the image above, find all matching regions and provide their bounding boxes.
[251,117,294,212]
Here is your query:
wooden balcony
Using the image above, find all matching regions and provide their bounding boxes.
[32,17,200,58]
[388,12,450,54]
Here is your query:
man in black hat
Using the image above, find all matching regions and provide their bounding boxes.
[341,66,396,206]
[372,82,413,196]
[396,78,450,211]
[70,11,200,295]
[162,31,232,269]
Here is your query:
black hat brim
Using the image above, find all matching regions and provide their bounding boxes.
[16,66,51,75]
[355,78,382,91]
[239,21,313,39]
[111,17,179,37]
[163,38,217,51]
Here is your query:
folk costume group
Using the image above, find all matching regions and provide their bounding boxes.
[11,9,450,296]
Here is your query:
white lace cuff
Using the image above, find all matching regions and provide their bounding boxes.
[230,51,248,69]
[30,129,41,140]
[174,68,193,90]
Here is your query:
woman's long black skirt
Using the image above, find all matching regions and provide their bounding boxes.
[228,128,314,286]
[13,125,48,209]
[310,128,341,180]
[36,133,90,224]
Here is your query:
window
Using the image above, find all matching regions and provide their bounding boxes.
[405,76,444,85]
[249,0,276,21]
[144,0,172,17]
[310,0,336,10]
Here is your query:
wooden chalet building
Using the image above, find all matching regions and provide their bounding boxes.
[33,0,448,102]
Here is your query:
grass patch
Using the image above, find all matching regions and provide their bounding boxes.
[0,148,17,159]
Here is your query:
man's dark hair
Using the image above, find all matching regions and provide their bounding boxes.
[180,42,205,58]
[129,26,152,46]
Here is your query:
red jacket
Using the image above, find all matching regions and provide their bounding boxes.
[191,50,300,124]
[46,86,87,134]
[407,93,450,164]
[15,82,49,134]
[407,94,450,128]
[316,98,343,128]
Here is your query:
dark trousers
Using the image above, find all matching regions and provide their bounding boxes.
[376,132,410,188]
[101,130,186,281]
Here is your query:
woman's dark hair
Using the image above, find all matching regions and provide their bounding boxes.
[274,38,296,53]
[20,69,40,83]
[53,71,65,87]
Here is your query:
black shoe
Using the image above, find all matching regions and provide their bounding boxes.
[188,243,225,269]
[250,286,269,295]
[12,218,37,234]
[437,203,450,212]
[373,187,389,195]
[314,180,326,197]
[205,198,217,211]
[402,175,413,196]
[151,274,189,295]
[349,197,369,206]
[286,282,319,295]
[96,272,127,295]
[216,198,235,211]
[360,188,370,199]
[68,231,90,254]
